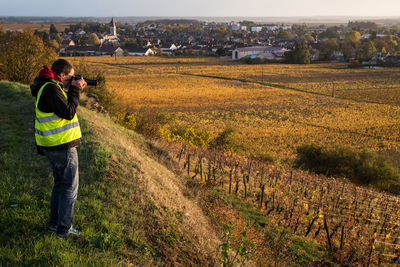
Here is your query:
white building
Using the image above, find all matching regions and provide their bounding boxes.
[74,29,86,35]
[266,25,292,31]
[232,23,241,31]
[161,44,178,55]
[281,25,292,30]
[129,48,156,56]
[232,46,289,60]
[266,25,279,31]
[251,26,263,32]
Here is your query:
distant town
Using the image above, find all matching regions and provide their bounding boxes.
[2,17,400,65]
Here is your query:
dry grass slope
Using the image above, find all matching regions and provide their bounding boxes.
[78,107,222,263]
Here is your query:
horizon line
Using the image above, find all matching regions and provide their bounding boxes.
[1,15,400,18]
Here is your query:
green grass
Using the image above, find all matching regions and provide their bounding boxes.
[0,81,192,265]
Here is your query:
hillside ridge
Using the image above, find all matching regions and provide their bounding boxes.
[77,107,222,261]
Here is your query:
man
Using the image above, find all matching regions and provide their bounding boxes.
[30,59,87,239]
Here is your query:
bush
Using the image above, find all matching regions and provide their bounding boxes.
[115,110,211,147]
[295,143,400,192]
[210,126,239,152]
[133,112,174,137]
[170,125,211,147]
[348,59,361,68]
[115,112,138,130]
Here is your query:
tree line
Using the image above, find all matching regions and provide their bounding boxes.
[0,24,57,84]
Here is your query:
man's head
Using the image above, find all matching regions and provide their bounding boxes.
[51,59,75,87]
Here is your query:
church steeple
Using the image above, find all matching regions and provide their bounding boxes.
[110,17,116,36]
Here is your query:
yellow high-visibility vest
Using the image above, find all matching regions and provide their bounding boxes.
[35,82,81,147]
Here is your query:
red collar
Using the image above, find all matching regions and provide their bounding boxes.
[39,65,63,82]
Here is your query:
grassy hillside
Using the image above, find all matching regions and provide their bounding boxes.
[0,81,220,265]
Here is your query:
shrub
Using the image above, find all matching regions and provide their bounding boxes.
[134,112,175,137]
[348,59,361,68]
[210,126,238,152]
[115,110,211,147]
[295,143,400,192]
[115,112,138,130]
[169,125,211,147]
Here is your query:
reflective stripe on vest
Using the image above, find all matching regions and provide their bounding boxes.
[35,82,82,147]
[35,114,60,123]
[35,121,80,136]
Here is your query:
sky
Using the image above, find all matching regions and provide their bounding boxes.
[1,0,400,17]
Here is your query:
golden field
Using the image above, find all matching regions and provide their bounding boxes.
[69,56,400,162]
[1,23,69,33]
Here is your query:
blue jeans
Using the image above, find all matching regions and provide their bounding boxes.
[44,147,79,235]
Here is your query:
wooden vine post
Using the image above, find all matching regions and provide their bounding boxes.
[324,216,333,251]
[187,154,191,176]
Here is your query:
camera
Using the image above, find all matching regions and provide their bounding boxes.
[73,74,98,86]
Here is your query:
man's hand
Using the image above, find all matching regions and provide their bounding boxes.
[71,77,87,90]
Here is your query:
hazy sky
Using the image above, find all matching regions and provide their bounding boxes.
[1,0,400,17]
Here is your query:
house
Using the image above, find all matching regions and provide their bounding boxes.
[212,45,224,53]
[74,29,86,36]
[266,25,279,31]
[100,46,124,56]
[64,45,124,56]
[281,25,292,30]
[168,44,178,50]
[278,39,296,47]
[384,56,400,66]
[231,23,241,31]
[232,46,288,60]
[161,44,178,55]
[145,24,157,31]
[332,51,345,62]
[128,48,156,56]
[59,39,75,53]
[61,39,75,48]
[64,46,97,56]
[251,26,262,33]
[370,52,389,64]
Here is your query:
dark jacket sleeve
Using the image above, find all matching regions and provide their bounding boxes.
[40,84,80,120]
